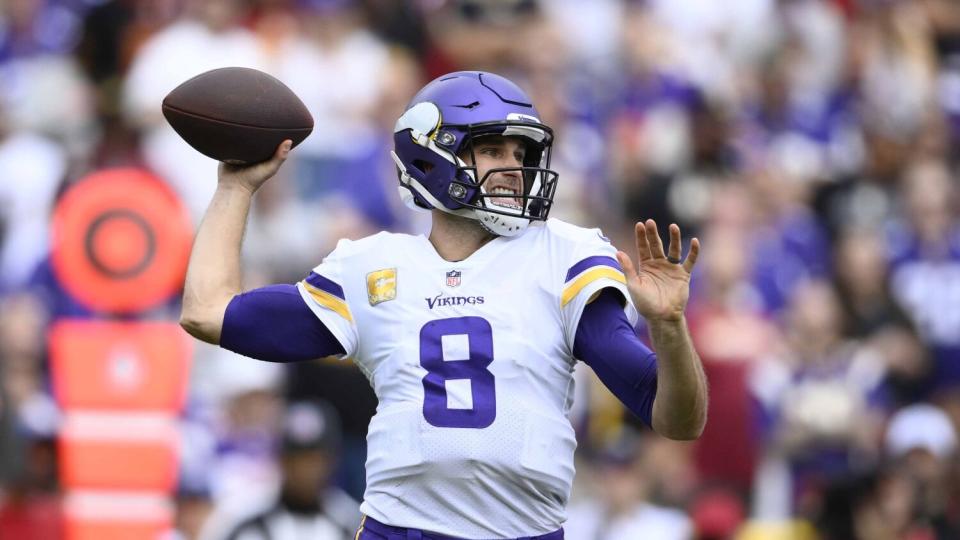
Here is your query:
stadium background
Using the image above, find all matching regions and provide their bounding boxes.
[2,0,960,538]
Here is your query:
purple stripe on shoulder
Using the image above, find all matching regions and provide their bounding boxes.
[305,272,345,300]
[565,255,621,282]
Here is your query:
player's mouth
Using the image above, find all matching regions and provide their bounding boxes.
[487,185,522,210]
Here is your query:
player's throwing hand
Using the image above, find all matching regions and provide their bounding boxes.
[217,139,292,195]
[616,220,701,323]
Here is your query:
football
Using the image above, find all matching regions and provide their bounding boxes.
[162,67,314,165]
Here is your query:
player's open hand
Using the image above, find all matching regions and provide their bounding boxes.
[217,139,292,195]
[616,220,700,322]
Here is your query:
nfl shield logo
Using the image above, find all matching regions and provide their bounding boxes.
[446,270,461,288]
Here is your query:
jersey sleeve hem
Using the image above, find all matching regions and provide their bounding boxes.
[296,281,358,358]
[563,279,639,349]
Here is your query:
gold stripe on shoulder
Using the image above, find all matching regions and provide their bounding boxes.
[302,281,354,322]
[561,267,626,307]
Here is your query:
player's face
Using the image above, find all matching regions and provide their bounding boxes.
[461,136,527,210]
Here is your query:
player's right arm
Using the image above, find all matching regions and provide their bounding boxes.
[179,140,293,344]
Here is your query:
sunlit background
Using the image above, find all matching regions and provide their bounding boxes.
[2,0,960,539]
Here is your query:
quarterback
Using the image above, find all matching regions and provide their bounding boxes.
[180,72,707,539]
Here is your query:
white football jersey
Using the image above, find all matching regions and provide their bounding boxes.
[296,219,638,539]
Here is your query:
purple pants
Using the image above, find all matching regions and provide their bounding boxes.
[354,516,564,540]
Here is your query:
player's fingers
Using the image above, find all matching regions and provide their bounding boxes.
[645,219,666,259]
[683,237,701,274]
[275,139,293,160]
[616,250,637,278]
[635,222,652,261]
[260,140,293,176]
[668,223,682,262]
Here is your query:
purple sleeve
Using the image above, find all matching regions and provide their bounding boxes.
[573,288,658,426]
[221,284,345,362]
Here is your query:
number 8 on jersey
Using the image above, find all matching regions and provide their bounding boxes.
[420,316,496,428]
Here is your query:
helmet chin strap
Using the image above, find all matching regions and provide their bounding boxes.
[474,182,530,236]
[477,211,530,237]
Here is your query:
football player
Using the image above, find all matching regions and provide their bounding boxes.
[180,71,707,540]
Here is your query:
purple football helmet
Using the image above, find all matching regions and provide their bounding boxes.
[391,71,559,236]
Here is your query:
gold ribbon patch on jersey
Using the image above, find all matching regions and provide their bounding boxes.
[366,268,397,306]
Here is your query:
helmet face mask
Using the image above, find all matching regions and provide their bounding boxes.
[450,123,558,222]
[392,72,560,236]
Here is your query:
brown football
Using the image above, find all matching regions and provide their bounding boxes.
[162,67,313,165]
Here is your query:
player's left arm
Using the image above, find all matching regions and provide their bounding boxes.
[616,220,707,441]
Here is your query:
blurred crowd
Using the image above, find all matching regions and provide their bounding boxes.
[2,0,960,539]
